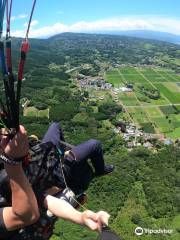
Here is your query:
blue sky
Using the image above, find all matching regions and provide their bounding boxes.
[5,0,180,38]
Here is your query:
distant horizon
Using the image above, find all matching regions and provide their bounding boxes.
[4,0,180,38]
[11,29,180,39]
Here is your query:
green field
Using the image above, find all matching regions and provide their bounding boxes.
[24,107,49,118]
[106,69,125,87]
[106,66,180,139]
[154,83,180,104]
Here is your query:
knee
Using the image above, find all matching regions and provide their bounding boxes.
[49,122,60,131]
[88,139,102,150]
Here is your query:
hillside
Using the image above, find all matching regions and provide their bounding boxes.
[1,33,179,239]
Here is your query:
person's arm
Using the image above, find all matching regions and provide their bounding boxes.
[0,126,40,230]
[44,194,109,231]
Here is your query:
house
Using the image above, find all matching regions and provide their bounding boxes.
[164,139,173,145]
[143,142,153,148]
[127,142,135,148]
[119,87,133,92]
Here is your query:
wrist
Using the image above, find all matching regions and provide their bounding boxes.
[0,153,25,165]
[74,211,84,225]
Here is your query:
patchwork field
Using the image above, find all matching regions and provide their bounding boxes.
[106,66,180,139]
[24,107,49,118]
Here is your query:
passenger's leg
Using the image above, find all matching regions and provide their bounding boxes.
[70,139,105,175]
[64,160,94,195]
[41,122,65,148]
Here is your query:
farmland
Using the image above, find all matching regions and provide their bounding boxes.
[106,66,180,138]
[23,106,49,118]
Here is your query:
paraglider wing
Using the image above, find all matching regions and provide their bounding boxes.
[97,226,123,240]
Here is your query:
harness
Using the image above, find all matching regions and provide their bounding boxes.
[0,140,87,240]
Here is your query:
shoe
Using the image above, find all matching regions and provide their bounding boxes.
[95,164,115,176]
[104,164,115,175]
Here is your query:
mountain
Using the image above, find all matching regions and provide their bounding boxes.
[49,30,180,45]
[98,30,180,45]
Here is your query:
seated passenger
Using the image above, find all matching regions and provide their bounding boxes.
[0,123,114,239]
[41,122,115,194]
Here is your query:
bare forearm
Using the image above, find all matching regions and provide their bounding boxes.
[3,164,39,229]
[44,195,83,225]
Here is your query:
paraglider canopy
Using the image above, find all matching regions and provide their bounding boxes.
[97,226,123,240]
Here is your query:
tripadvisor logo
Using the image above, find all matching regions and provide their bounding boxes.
[135,227,143,236]
[135,226,173,236]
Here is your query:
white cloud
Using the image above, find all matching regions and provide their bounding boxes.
[24,20,39,27]
[11,16,180,38]
[18,14,28,19]
[11,14,28,21]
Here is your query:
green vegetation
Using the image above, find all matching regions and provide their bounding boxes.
[23,106,49,118]
[155,83,180,104]
[140,122,155,133]
[1,33,179,239]
[106,70,125,87]
[160,105,178,115]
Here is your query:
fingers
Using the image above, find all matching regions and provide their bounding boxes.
[87,210,99,222]
[0,134,9,150]
[2,125,29,158]
[83,210,102,232]
[18,125,27,135]
[97,211,110,227]
[85,219,99,231]
[82,210,98,231]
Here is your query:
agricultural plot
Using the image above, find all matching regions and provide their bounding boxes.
[143,74,167,82]
[24,107,49,118]
[139,67,157,74]
[154,83,180,104]
[150,97,169,106]
[156,72,179,82]
[118,92,140,106]
[106,70,124,87]
[160,105,178,115]
[152,117,172,133]
[166,127,180,139]
[123,74,148,84]
[119,67,139,74]
[163,82,180,93]
[144,107,163,118]
[128,107,149,123]
[105,66,180,138]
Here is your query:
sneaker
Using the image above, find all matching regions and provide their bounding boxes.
[95,164,115,176]
[104,164,115,175]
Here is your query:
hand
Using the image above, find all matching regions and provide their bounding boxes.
[96,211,110,227]
[0,125,29,159]
[81,210,110,231]
[64,150,76,161]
